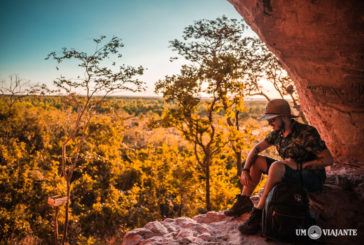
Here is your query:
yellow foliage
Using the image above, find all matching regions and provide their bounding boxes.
[0,96,272,243]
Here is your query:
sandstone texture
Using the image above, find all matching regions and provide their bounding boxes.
[228,0,364,164]
[122,166,363,244]
[122,207,273,245]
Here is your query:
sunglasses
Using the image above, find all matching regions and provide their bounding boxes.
[268,117,280,123]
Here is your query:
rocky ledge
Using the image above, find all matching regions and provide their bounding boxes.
[122,211,270,245]
[122,165,363,245]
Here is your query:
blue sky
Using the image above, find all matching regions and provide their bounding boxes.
[0,0,258,96]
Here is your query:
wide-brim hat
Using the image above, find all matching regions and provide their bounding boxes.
[258,99,298,121]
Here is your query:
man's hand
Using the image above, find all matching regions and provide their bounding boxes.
[282,158,298,170]
[240,170,252,187]
[302,149,333,170]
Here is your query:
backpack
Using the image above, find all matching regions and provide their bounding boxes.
[262,182,315,242]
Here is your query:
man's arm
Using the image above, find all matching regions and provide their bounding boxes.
[240,140,270,187]
[302,149,333,170]
[282,149,333,170]
[243,140,270,170]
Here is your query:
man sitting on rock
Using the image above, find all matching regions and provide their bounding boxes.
[224,99,333,235]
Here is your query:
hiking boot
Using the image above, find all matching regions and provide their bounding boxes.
[238,207,262,235]
[224,195,253,217]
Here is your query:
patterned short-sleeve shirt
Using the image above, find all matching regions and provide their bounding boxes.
[264,120,327,164]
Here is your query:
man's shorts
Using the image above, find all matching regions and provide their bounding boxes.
[264,156,326,192]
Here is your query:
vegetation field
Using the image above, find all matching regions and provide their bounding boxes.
[0,95,279,244]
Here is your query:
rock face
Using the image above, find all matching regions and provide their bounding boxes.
[227,0,364,164]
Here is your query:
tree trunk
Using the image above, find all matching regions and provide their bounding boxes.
[54,207,59,245]
[62,180,71,244]
[178,190,183,217]
[236,151,242,190]
[226,112,243,189]
[205,161,211,211]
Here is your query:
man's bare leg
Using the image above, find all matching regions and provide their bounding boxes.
[224,156,268,217]
[241,156,268,196]
[256,161,285,209]
[239,161,285,235]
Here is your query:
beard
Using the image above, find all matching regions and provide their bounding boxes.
[280,119,285,130]
[275,118,285,131]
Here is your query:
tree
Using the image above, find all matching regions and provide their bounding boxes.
[243,39,307,123]
[159,16,262,190]
[155,65,226,211]
[0,75,53,110]
[45,36,145,243]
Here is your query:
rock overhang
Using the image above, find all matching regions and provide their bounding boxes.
[227,0,364,164]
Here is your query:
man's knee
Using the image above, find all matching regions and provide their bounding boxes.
[268,161,285,176]
[251,155,268,172]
